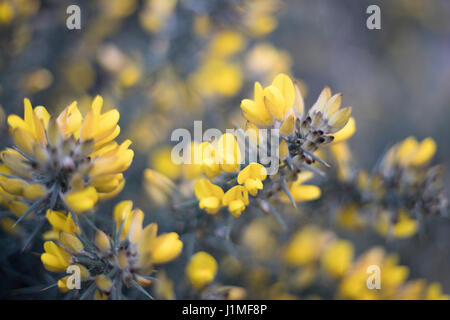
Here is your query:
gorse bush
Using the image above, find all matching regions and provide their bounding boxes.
[0,0,448,300]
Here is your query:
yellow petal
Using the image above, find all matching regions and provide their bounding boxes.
[411,138,436,166]
[186,251,218,289]
[151,232,183,264]
[64,187,98,213]
[272,73,295,111]
[328,107,352,133]
[60,231,84,253]
[96,274,112,292]
[23,183,47,200]
[288,185,321,202]
[264,85,286,121]
[95,230,111,251]
[280,114,295,136]
[332,117,356,144]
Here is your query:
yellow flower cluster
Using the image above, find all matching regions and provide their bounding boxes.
[0,96,133,220]
[40,201,183,299]
[193,162,268,218]
[280,226,449,300]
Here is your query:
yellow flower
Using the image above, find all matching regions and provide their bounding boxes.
[281,171,321,203]
[2,96,133,218]
[41,241,71,272]
[155,270,175,300]
[94,290,109,300]
[96,274,113,292]
[237,163,267,196]
[336,204,366,230]
[321,240,354,278]
[200,141,222,178]
[264,73,295,121]
[241,73,296,126]
[194,179,224,214]
[283,226,332,266]
[143,169,175,206]
[58,266,90,292]
[222,185,249,218]
[0,217,22,236]
[113,200,137,241]
[151,147,181,180]
[394,137,437,167]
[425,283,450,300]
[186,252,218,289]
[216,133,242,173]
[241,81,273,126]
[127,218,183,273]
[375,209,418,238]
[43,210,80,240]
[64,187,99,214]
[209,30,245,58]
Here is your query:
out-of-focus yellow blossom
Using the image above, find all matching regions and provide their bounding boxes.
[94,290,109,300]
[0,216,22,236]
[64,60,96,92]
[96,274,113,293]
[143,169,175,206]
[21,68,53,94]
[293,265,317,290]
[336,204,366,230]
[181,142,208,179]
[329,142,353,181]
[321,240,354,278]
[118,63,141,88]
[283,226,333,266]
[0,1,14,25]
[281,171,321,203]
[99,0,137,19]
[223,185,249,218]
[151,147,181,180]
[237,163,267,196]
[209,31,246,58]
[193,15,210,37]
[385,137,437,169]
[338,247,411,300]
[217,286,247,300]
[1,96,133,217]
[190,58,243,98]
[245,43,292,82]
[243,0,279,37]
[186,251,218,289]
[139,0,177,33]
[425,283,450,300]
[242,218,276,260]
[155,270,175,300]
[374,209,418,239]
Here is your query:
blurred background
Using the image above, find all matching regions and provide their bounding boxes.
[0,0,449,298]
